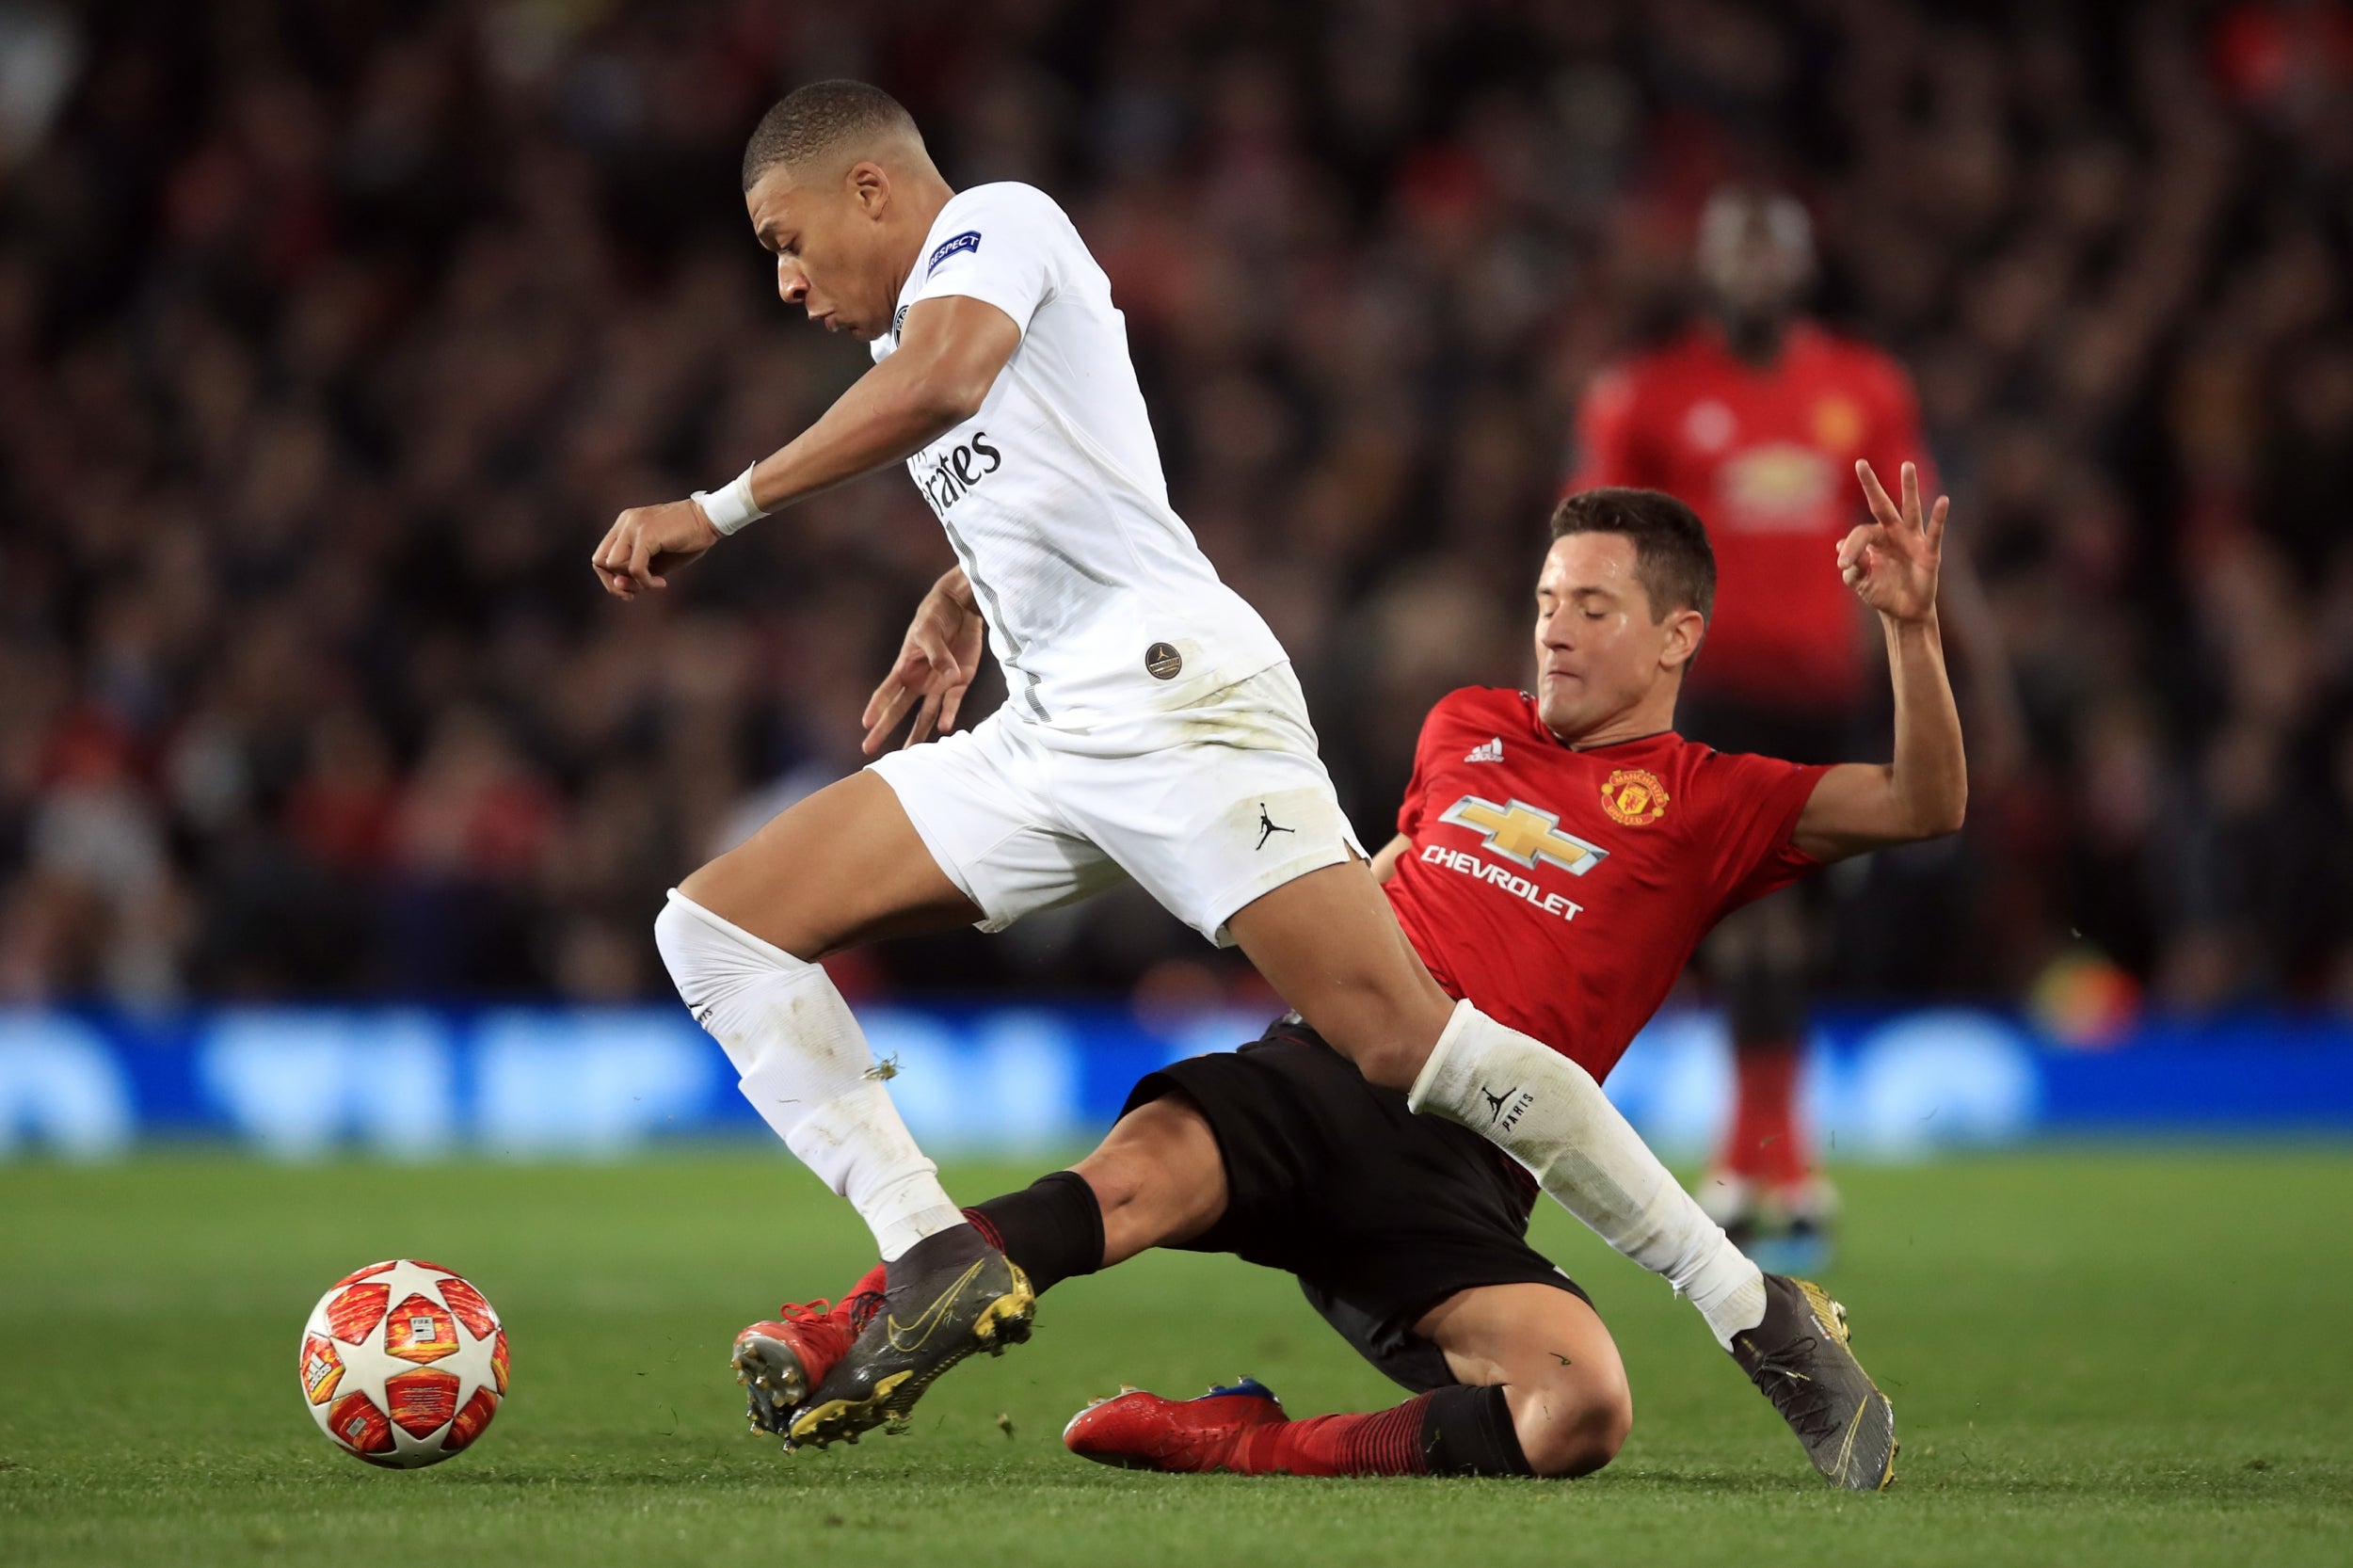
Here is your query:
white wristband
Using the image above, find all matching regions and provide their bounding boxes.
[691,465,766,536]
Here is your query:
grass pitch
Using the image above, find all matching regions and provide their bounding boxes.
[3,1148,2348,1567]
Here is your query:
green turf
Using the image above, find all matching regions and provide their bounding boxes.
[2,1148,2348,1566]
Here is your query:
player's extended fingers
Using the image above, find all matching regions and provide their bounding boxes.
[866,644,926,724]
[1899,461,1921,529]
[860,673,900,732]
[918,636,960,696]
[861,680,917,756]
[1834,522,1878,571]
[937,680,968,737]
[903,690,942,749]
[1855,459,1901,529]
[1926,494,1950,551]
[907,620,956,675]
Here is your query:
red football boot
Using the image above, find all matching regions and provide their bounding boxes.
[731,1262,887,1436]
[1062,1379,1289,1472]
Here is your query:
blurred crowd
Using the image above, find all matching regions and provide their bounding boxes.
[2,0,2350,1012]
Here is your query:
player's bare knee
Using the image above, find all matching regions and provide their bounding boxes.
[1300,985,1455,1089]
[1314,1028,1424,1091]
[1074,1095,1225,1256]
[676,840,831,958]
[675,848,764,934]
[1071,1140,1147,1217]
[674,856,723,909]
[1515,1379,1632,1480]
[673,861,725,922]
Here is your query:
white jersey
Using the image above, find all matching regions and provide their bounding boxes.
[873,183,1287,727]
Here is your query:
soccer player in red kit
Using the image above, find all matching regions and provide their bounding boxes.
[1569,186,1938,1268]
[747,466,1963,1490]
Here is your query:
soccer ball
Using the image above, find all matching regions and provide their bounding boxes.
[298,1259,509,1468]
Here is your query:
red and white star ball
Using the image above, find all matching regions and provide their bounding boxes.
[298,1259,508,1468]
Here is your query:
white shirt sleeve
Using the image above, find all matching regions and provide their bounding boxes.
[904,184,1066,338]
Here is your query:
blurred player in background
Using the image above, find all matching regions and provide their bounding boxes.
[1571,187,1938,1271]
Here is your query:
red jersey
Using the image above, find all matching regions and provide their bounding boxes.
[1571,320,1931,710]
[1384,687,1830,1082]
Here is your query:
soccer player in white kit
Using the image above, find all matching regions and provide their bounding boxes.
[593,82,1788,1452]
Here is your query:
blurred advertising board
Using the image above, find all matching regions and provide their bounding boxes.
[3,1002,2350,1161]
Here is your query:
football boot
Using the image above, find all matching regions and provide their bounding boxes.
[1063,1379,1288,1472]
[731,1261,886,1436]
[1730,1273,1897,1491]
[781,1223,1034,1451]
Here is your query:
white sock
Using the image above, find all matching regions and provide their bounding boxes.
[1408,1000,1766,1349]
[653,890,963,1261]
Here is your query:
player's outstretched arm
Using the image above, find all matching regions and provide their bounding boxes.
[591,296,1021,600]
[1789,460,1968,862]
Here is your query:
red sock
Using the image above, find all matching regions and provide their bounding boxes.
[1721,1041,1808,1188]
[1229,1396,1432,1477]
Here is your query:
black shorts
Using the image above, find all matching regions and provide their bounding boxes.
[1124,1016,1590,1394]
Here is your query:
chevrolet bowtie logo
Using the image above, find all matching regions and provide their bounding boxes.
[1439,794,1609,874]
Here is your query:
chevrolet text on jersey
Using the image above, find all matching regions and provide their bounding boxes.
[1419,841,1585,922]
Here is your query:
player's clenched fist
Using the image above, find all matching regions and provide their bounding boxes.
[1837,459,1946,626]
[592,499,720,600]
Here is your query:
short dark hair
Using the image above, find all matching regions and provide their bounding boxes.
[1548,487,1717,622]
[741,80,920,191]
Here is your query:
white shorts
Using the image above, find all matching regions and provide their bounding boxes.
[866,664,1365,947]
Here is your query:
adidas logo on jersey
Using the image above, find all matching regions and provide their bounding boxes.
[1465,737,1504,762]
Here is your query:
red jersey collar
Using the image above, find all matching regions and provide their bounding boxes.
[1514,693,1680,755]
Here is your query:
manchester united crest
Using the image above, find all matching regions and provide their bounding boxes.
[1600,768,1669,825]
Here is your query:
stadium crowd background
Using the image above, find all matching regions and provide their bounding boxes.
[0,0,2348,1016]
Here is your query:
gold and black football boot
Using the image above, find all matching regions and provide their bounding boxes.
[1729,1274,1897,1491]
[779,1224,1034,1451]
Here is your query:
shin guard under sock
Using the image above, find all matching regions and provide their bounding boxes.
[1409,1000,1766,1348]
[1420,1383,1534,1476]
[963,1170,1105,1295]
[653,889,962,1260]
